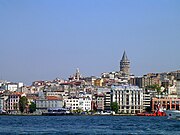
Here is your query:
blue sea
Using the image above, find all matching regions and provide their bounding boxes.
[0,116,179,135]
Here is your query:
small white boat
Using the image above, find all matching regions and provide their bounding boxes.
[164,110,180,119]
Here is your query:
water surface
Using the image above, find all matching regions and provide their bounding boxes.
[0,116,179,134]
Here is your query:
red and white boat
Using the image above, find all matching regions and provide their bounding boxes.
[137,104,166,116]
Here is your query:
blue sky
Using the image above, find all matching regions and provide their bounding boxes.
[0,0,180,85]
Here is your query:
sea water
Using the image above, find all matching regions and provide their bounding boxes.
[0,116,179,135]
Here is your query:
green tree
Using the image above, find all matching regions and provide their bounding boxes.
[19,96,28,113]
[111,102,119,113]
[29,102,36,113]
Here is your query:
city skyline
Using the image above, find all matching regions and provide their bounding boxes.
[0,0,180,84]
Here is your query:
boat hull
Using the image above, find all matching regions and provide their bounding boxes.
[42,112,73,116]
[164,110,180,119]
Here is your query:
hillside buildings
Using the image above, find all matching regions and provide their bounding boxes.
[0,92,26,114]
[101,51,131,86]
[0,51,180,115]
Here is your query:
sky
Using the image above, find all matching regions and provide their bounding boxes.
[0,0,180,85]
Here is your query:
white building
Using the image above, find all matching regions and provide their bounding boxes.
[143,93,151,111]
[64,93,92,111]
[65,98,79,111]
[5,83,18,92]
[111,85,143,114]
[168,84,177,95]
[79,96,91,111]
[0,97,5,111]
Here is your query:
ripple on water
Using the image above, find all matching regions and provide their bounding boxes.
[0,116,180,135]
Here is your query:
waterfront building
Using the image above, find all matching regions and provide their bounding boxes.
[79,96,92,111]
[97,88,111,111]
[151,97,180,111]
[65,97,92,111]
[35,96,63,112]
[65,97,79,111]
[111,85,143,114]
[0,97,5,111]
[4,92,26,113]
[104,91,111,111]
[95,94,105,111]
[64,92,92,111]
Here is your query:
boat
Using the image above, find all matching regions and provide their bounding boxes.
[137,104,166,116]
[164,110,180,119]
[137,110,166,116]
[100,111,112,115]
[0,109,7,115]
[42,108,73,116]
[137,112,156,116]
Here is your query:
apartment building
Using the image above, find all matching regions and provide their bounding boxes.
[36,96,63,112]
[111,85,143,114]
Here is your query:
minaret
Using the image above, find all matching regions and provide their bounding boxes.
[120,51,130,76]
[75,68,81,81]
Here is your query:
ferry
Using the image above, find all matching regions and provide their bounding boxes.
[164,110,180,119]
[42,108,73,116]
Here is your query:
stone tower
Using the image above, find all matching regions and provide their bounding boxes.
[120,51,130,76]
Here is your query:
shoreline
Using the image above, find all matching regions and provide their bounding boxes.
[0,113,139,116]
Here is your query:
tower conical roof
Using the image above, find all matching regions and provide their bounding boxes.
[121,51,129,61]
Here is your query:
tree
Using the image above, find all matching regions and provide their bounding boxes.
[111,102,119,113]
[19,96,28,113]
[146,84,161,94]
[29,102,36,113]
[146,84,160,91]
